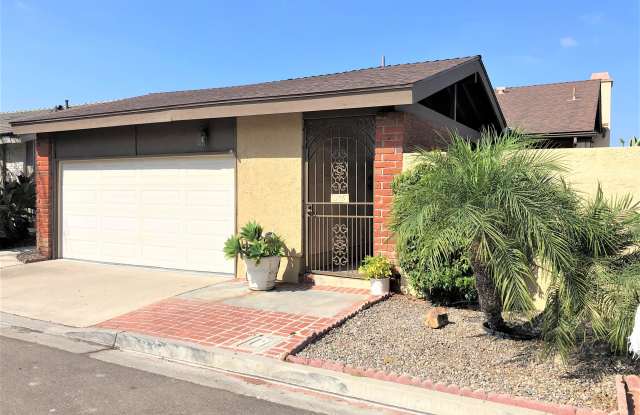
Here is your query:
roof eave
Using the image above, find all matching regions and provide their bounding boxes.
[522,130,599,138]
[11,86,415,134]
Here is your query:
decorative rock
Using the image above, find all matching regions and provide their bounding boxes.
[425,307,449,329]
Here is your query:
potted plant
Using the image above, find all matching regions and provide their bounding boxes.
[224,221,285,291]
[358,255,392,296]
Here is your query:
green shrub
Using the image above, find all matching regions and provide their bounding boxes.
[0,174,35,247]
[358,255,393,280]
[223,221,286,263]
[398,235,476,304]
[393,163,477,305]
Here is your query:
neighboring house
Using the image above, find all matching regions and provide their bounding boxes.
[0,109,45,185]
[495,72,613,148]
[9,55,506,282]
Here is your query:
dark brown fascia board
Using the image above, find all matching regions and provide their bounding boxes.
[525,130,599,138]
[11,84,413,128]
[410,57,507,131]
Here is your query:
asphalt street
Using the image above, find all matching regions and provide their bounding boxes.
[0,336,318,415]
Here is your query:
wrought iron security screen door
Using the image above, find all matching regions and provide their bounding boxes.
[305,116,374,276]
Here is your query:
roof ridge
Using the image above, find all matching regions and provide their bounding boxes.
[0,107,53,115]
[497,78,599,91]
[147,55,480,96]
[0,97,129,116]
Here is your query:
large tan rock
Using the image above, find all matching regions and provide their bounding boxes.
[425,307,449,329]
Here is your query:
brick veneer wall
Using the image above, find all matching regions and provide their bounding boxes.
[373,112,405,261]
[35,134,53,258]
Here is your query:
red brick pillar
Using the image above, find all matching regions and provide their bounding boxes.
[35,134,53,258]
[373,112,405,261]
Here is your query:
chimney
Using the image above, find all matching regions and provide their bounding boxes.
[591,72,613,130]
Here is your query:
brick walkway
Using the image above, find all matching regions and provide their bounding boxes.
[98,282,384,359]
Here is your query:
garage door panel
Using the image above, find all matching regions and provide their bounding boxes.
[101,242,141,258]
[141,218,181,234]
[64,190,98,204]
[141,246,188,267]
[101,204,139,217]
[61,156,235,274]
[64,241,100,258]
[102,190,137,204]
[186,220,232,235]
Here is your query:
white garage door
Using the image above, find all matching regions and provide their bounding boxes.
[60,155,235,274]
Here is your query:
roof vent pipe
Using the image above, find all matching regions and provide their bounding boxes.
[381,55,386,67]
[65,99,69,109]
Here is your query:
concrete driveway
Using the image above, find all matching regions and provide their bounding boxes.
[0,246,34,269]
[0,260,227,327]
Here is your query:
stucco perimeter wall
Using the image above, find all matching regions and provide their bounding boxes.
[401,147,640,307]
[236,113,303,282]
[546,147,640,198]
[404,147,640,200]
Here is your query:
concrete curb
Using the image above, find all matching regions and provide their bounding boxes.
[112,331,550,415]
[0,311,626,415]
[286,355,611,415]
[0,312,119,347]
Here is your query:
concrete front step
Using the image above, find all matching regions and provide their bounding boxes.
[303,273,371,290]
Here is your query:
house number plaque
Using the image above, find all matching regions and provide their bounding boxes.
[331,193,349,203]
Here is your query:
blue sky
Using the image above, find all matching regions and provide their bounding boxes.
[1,0,638,144]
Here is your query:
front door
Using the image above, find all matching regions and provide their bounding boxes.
[304,116,374,276]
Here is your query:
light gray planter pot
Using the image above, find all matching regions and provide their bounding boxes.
[370,277,390,296]
[244,256,280,291]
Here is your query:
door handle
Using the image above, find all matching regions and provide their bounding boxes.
[306,205,313,216]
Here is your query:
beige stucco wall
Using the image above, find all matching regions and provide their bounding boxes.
[402,147,640,308]
[548,147,639,198]
[236,113,303,282]
[404,147,639,198]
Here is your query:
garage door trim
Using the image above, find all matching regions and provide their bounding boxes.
[56,153,237,274]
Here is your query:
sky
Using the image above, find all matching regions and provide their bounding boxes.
[1,0,638,144]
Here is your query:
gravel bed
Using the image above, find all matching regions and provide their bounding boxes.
[297,295,640,411]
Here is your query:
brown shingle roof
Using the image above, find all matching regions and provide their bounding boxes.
[496,79,601,135]
[0,108,59,135]
[12,56,478,124]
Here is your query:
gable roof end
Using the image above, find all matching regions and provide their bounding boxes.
[496,79,601,135]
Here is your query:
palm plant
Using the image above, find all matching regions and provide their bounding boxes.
[392,130,584,331]
[542,188,640,356]
[392,129,640,357]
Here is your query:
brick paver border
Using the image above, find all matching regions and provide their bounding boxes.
[285,355,616,415]
[98,283,389,360]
